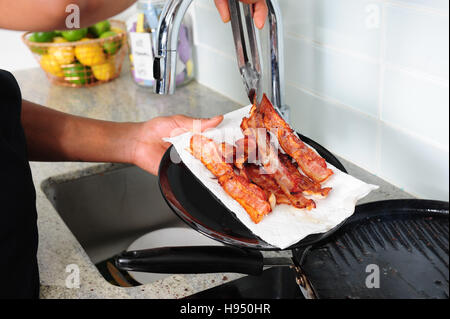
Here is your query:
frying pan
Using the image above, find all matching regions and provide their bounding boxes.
[116,133,347,297]
[156,133,348,250]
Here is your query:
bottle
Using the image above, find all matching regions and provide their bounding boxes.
[127,0,194,87]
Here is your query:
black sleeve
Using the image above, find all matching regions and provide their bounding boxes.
[0,69,40,299]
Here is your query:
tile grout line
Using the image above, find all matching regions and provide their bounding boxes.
[196,40,450,152]
[284,32,381,65]
[286,82,379,121]
[194,2,449,86]
[284,33,449,87]
[386,0,449,17]
[287,82,449,153]
[194,42,236,61]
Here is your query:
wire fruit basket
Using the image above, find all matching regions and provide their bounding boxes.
[22,20,127,88]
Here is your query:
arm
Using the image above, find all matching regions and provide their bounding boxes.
[0,0,136,31]
[0,0,267,31]
[21,100,223,175]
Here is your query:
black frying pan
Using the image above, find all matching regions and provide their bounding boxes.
[116,133,348,296]
[156,133,347,250]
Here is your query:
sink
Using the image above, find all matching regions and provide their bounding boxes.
[42,165,304,298]
[42,165,187,285]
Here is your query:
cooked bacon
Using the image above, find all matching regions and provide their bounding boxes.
[190,135,272,223]
[219,137,257,169]
[241,108,303,196]
[235,137,258,168]
[279,153,332,197]
[243,165,291,205]
[243,164,315,209]
[259,94,334,183]
[219,142,236,165]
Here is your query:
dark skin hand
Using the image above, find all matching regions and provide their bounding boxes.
[1,0,267,176]
[214,0,268,29]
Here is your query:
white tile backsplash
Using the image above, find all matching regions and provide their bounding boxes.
[193,3,236,58]
[280,0,383,59]
[382,66,449,147]
[192,0,449,201]
[380,124,449,200]
[194,43,248,105]
[285,35,380,117]
[287,84,379,172]
[391,0,449,12]
[385,3,449,79]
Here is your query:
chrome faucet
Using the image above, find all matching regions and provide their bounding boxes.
[152,0,289,121]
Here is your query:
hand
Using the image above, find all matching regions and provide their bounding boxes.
[214,0,268,29]
[131,114,224,175]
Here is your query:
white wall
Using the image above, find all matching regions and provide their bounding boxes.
[0,29,39,71]
[192,0,449,201]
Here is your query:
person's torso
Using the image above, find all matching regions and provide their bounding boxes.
[0,69,39,299]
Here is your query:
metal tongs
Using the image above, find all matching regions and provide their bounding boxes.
[229,0,262,105]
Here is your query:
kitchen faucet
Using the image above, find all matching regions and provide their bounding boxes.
[152,0,290,121]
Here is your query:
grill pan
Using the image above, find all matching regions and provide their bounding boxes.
[294,199,449,299]
[116,199,449,299]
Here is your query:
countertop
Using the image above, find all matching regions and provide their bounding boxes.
[12,64,414,299]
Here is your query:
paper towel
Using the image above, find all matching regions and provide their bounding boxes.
[165,105,378,249]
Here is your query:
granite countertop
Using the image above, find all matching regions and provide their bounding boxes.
[13,64,414,299]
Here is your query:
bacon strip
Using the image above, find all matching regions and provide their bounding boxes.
[278,153,332,197]
[190,135,272,224]
[235,137,257,168]
[241,108,303,196]
[243,164,315,210]
[259,94,334,183]
[240,111,317,210]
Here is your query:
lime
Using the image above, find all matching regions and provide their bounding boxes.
[30,31,55,43]
[40,54,63,77]
[61,28,88,41]
[74,38,106,66]
[92,57,116,81]
[99,31,120,54]
[63,63,93,84]
[48,37,75,65]
[88,20,110,38]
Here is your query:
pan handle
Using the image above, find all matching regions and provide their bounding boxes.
[115,246,264,276]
